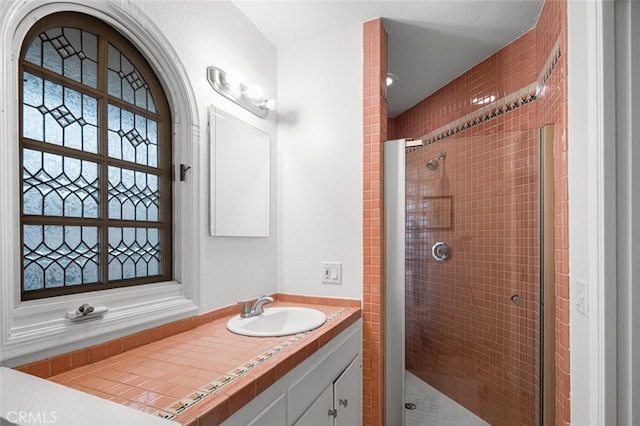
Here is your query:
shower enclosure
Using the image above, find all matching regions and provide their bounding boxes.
[386,128,553,425]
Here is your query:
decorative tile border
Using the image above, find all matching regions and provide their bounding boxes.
[538,36,562,90]
[409,36,562,152]
[152,307,351,420]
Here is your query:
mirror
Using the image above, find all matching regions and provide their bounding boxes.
[209,106,270,237]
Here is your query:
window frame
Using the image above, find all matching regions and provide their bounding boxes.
[19,12,173,301]
[0,1,200,363]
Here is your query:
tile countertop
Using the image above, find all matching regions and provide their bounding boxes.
[1,367,178,426]
[48,297,361,426]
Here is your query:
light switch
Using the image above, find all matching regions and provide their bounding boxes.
[575,279,588,317]
[321,261,342,284]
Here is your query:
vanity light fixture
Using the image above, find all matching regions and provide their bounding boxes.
[207,66,277,118]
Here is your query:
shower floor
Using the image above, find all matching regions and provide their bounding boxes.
[405,371,489,426]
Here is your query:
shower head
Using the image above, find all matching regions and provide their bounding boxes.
[426,152,447,171]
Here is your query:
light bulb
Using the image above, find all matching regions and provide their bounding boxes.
[244,84,264,100]
[224,71,242,94]
[264,98,277,111]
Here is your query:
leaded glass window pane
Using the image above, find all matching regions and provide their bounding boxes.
[108,227,160,280]
[23,148,99,217]
[24,27,98,89]
[107,44,157,113]
[23,225,100,290]
[22,72,99,153]
[108,166,159,221]
[108,104,158,166]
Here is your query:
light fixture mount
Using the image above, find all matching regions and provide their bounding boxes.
[206,66,276,118]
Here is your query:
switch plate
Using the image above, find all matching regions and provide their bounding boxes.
[575,279,588,317]
[321,261,342,284]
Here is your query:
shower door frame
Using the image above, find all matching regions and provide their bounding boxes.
[384,139,407,426]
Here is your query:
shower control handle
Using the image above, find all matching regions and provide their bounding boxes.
[432,242,450,262]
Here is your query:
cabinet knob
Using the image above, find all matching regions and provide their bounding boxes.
[339,398,348,408]
[328,409,338,418]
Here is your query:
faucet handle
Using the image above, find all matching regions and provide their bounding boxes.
[237,301,252,316]
[257,294,275,302]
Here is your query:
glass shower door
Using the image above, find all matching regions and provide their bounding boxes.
[403,129,541,426]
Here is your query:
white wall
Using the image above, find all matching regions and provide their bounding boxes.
[276,24,363,300]
[567,0,618,423]
[567,3,592,423]
[134,1,279,311]
[613,1,640,423]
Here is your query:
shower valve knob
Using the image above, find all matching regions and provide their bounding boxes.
[431,242,450,261]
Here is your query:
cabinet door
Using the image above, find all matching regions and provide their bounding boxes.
[294,384,334,426]
[334,355,361,426]
[246,394,286,426]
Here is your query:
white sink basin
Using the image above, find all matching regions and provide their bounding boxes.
[226,307,327,337]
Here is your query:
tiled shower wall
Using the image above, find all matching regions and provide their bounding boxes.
[535,2,570,423]
[379,0,569,424]
[362,19,387,426]
[390,23,542,426]
[391,30,539,139]
[403,128,540,426]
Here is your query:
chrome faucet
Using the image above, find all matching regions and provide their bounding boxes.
[237,294,275,318]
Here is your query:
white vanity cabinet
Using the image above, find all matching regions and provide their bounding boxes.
[295,354,361,426]
[221,319,362,426]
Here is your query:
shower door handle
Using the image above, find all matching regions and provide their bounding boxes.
[511,294,524,306]
[432,242,450,261]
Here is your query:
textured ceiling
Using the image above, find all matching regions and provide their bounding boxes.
[233,0,544,117]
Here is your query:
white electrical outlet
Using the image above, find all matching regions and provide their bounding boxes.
[575,279,588,317]
[321,261,342,284]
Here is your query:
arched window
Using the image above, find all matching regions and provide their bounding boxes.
[19,12,172,301]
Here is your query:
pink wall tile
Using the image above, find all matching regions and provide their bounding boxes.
[536,1,570,423]
[362,19,387,426]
